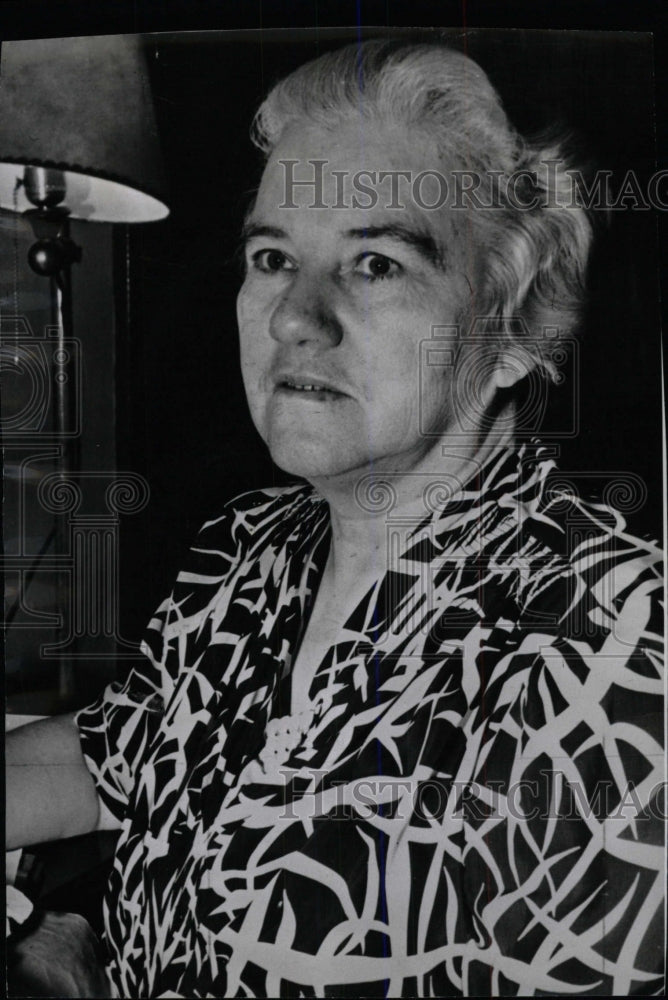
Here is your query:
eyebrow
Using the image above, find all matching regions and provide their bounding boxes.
[240,222,287,245]
[345,225,446,269]
[239,220,447,269]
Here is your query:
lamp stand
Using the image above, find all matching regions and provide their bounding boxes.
[23,174,82,703]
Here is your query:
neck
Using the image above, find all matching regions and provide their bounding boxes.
[307,414,516,591]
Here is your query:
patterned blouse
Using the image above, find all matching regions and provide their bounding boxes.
[76,444,664,998]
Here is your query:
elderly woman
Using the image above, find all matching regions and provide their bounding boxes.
[6,39,664,998]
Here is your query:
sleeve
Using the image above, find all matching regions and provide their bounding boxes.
[462,542,664,995]
[75,507,242,828]
[74,636,171,829]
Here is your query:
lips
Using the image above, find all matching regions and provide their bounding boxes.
[274,373,348,397]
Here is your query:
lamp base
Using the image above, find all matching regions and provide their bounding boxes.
[27,234,81,277]
[23,205,82,277]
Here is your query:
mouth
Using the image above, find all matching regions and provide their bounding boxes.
[274,376,348,400]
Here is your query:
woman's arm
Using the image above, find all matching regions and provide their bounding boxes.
[5,713,105,850]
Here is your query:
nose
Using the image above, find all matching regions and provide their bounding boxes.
[268,272,343,347]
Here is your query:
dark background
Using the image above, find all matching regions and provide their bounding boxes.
[1,3,665,701]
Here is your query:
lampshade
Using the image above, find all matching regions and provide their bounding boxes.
[0,34,169,223]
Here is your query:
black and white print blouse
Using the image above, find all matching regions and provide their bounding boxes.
[76,444,665,998]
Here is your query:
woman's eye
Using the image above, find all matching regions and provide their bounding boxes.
[251,249,295,273]
[355,253,401,281]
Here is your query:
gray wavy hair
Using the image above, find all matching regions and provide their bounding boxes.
[251,39,593,379]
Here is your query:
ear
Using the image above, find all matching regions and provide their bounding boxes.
[489,343,540,391]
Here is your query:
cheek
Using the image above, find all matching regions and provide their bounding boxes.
[413,348,457,431]
[237,291,268,370]
[238,348,268,440]
[236,283,259,334]
[365,323,423,396]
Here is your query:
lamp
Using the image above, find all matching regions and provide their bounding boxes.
[0,34,169,706]
[0,31,169,446]
[0,34,169,223]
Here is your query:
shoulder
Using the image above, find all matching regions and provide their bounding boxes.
[146,483,324,647]
[536,462,662,607]
[496,449,663,623]
[179,483,323,576]
[505,454,663,729]
[473,450,663,792]
[207,483,321,545]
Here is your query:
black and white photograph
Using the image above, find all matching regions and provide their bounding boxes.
[2,2,666,997]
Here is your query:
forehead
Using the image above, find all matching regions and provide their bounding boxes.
[251,119,464,240]
[263,119,435,179]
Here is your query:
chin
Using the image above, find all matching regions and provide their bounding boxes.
[268,448,341,482]
[267,435,368,483]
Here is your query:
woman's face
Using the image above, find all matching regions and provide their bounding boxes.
[237,119,497,485]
